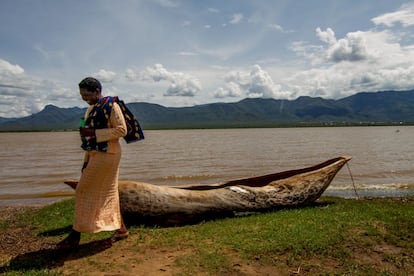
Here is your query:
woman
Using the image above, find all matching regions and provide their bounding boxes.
[57,77,129,249]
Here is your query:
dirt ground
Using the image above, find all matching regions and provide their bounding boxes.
[0,206,282,275]
[0,205,412,275]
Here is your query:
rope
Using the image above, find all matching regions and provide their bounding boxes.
[346,162,360,199]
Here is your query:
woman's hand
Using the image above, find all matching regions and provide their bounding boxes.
[79,127,96,137]
[81,162,88,173]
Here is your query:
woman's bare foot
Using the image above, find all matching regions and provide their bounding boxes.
[111,229,129,242]
[111,220,129,242]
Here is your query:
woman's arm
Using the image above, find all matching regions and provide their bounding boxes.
[95,102,127,142]
[82,151,89,172]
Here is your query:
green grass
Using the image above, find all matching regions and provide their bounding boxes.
[1,196,413,275]
[131,197,414,274]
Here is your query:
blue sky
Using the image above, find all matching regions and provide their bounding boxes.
[1,0,414,118]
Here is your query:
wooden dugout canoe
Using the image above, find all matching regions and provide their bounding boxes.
[65,156,351,225]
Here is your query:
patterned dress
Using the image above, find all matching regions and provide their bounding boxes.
[73,102,127,233]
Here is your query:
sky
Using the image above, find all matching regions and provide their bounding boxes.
[1,0,414,118]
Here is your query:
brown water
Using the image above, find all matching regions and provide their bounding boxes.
[1,127,414,206]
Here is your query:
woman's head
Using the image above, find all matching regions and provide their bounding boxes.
[79,77,102,105]
[79,77,102,92]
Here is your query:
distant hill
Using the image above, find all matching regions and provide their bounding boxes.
[1,90,414,131]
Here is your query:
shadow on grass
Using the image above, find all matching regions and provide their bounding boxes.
[0,238,112,273]
[123,200,335,227]
[38,225,74,237]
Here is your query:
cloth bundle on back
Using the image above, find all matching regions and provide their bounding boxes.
[81,96,144,152]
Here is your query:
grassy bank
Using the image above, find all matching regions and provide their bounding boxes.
[1,196,413,275]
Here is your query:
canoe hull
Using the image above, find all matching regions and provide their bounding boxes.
[118,156,351,224]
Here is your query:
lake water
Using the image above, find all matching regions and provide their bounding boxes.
[1,127,414,206]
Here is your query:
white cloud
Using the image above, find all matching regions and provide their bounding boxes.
[178,51,198,56]
[351,64,414,92]
[165,74,202,97]
[92,69,117,83]
[286,24,414,99]
[316,27,336,44]
[214,82,242,98]
[214,65,290,99]
[224,70,251,87]
[328,32,369,62]
[0,60,31,114]
[0,85,26,95]
[315,28,369,62]
[182,20,191,27]
[230,13,243,24]
[268,23,293,34]
[154,0,179,8]
[268,24,284,32]
[140,64,171,82]
[125,68,138,81]
[273,4,414,101]
[0,59,24,76]
[290,41,325,65]
[372,3,414,27]
[207,8,220,13]
[248,65,279,97]
[0,58,83,117]
[297,26,406,66]
[135,64,202,97]
[285,65,358,99]
[0,59,32,103]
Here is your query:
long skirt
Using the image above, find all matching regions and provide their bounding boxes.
[73,151,122,233]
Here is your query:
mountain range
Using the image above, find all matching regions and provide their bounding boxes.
[1,90,414,131]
